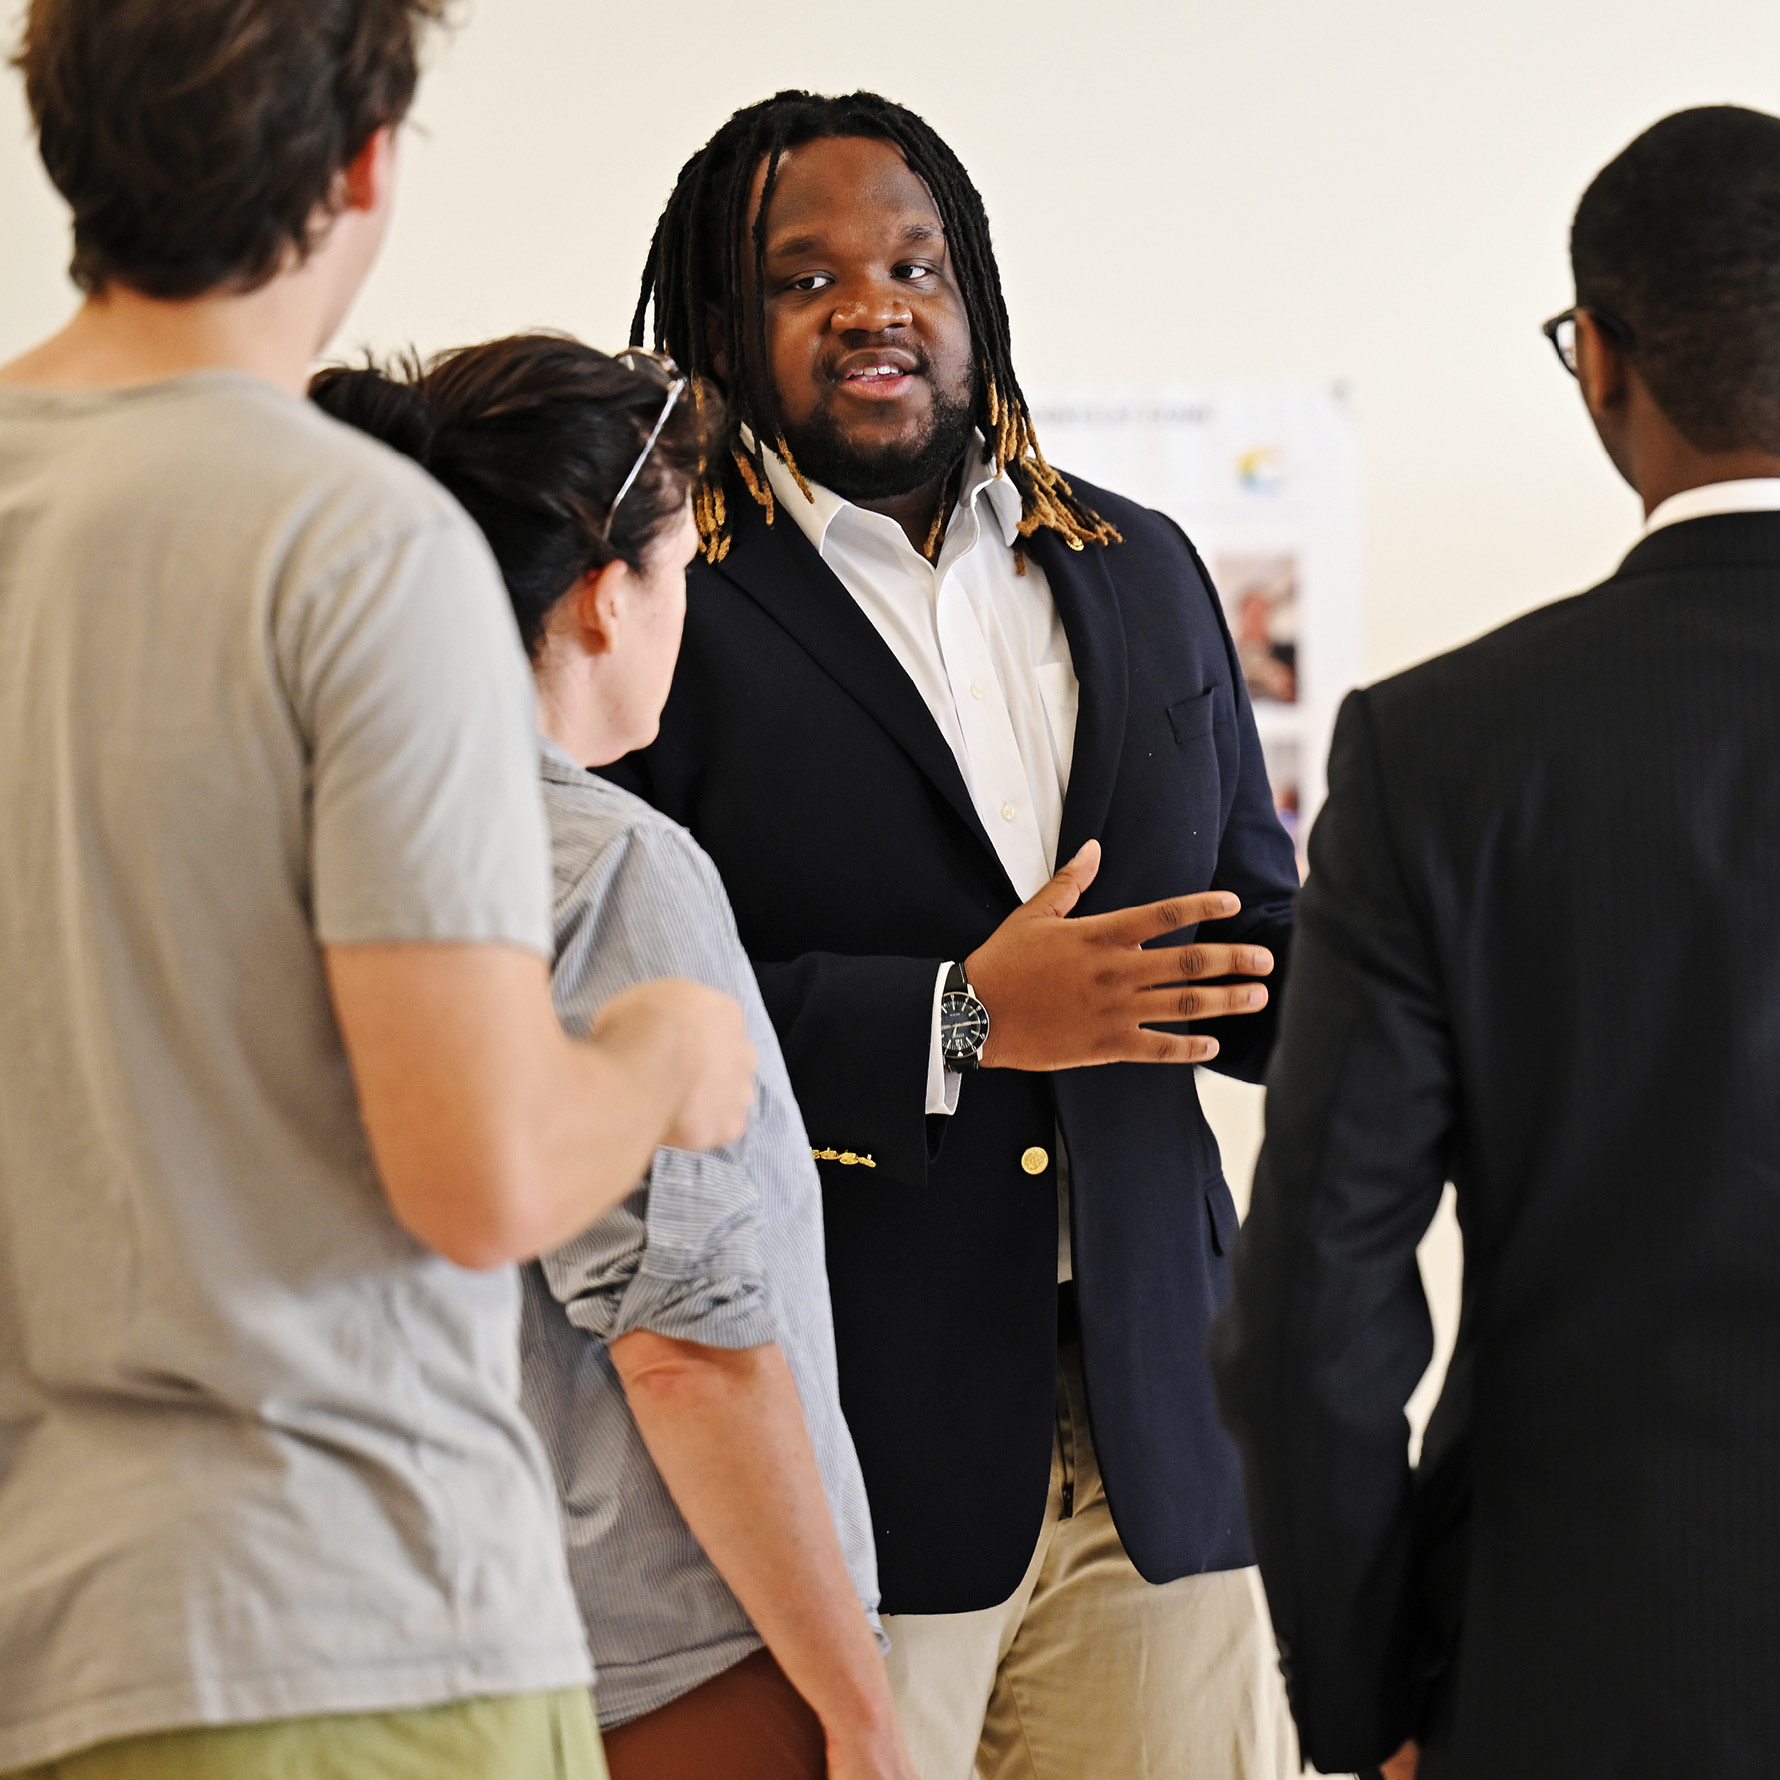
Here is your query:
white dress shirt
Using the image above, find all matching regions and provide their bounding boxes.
[1643,476,1780,533]
[763,439,1079,1277]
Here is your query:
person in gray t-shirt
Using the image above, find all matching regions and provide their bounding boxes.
[314,338,919,1780]
[0,8,752,1776]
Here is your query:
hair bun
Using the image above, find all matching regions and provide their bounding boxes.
[309,362,436,467]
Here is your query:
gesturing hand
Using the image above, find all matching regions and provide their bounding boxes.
[964,839,1274,1072]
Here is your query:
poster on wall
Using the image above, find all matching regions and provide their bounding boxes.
[1027,384,1363,873]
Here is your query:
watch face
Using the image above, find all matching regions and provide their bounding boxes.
[940,990,991,1061]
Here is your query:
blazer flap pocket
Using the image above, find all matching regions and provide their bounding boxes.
[1167,687,1217,745]
[1205,1175,1240,1256]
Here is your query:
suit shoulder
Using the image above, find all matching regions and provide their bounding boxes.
[1048,471,1195,558]
[1367,580,1612,719]
[1042,472,1221,626]
[1357,577,1647,791]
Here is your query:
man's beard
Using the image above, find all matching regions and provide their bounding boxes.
[782,380,977,505]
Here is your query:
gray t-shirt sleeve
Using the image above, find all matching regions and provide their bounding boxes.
[539,817,779,1351]
[277,512,551,954]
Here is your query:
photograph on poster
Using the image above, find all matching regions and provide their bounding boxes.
[1028,382,1362,849]
[1216,552,1300,706]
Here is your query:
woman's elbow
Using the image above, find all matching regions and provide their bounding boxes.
[610,1328,769,1399]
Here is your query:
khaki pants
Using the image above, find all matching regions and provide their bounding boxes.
[4,1689,605,1780]
[883,1337,1301,1780]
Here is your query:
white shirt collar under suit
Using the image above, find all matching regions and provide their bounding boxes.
[1643,477,1780,535]
[762,438,1076,906]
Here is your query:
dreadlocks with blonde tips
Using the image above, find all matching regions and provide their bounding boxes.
[630,89,1120,563]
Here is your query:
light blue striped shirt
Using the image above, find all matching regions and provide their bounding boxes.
[519,741,882,1728]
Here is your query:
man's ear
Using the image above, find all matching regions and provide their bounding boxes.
[1574,308,1628,422]
[339,125,397,217]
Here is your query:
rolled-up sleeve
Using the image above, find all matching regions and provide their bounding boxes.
[538,796,781,1352]
[539,1148,778,1349]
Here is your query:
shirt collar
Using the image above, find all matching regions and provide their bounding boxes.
[1643,478,1780,536]
[539,734,593,783]
[973,451,1026,547]
[758,430,1025,558]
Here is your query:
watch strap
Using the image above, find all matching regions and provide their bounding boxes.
[941,961,986,1071]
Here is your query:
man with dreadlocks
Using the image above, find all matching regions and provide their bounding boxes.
[608,90,1302,1778]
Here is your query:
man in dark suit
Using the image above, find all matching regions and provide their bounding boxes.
[1211,105,1780,1780]
[610,90,1301,1778]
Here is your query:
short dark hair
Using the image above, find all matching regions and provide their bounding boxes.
[14,0,447,299]
[1573,105,1780,453]
[309,336,722,656]
[633,90,1118,561]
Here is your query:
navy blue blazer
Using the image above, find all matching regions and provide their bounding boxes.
[606,474,1299,1612]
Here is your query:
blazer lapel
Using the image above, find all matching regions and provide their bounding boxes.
[1030,530,1129,863]
[714,502,1006,876]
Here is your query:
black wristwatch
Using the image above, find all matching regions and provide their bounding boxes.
[939,962,991,1071]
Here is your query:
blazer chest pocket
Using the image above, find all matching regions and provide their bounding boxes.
[1166,688,1217,746]
[1146,688,1223,888]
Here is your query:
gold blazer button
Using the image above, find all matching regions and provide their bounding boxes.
[1020,1146,1050,1176]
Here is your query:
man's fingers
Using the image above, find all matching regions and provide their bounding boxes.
[1022,839,1101,921]
[1091,888,1240,947]
[1381,1743,1421,1780]
[1100,942,1273,989]
[1160,942,1274,983]
[1071,1024,1223,1066]
[1128,1028,1220,1065]
[1140,981,1269,1022]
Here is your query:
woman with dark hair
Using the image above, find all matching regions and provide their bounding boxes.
[311,338,917,1780]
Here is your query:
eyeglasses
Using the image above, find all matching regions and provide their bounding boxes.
[1541,306,1633,378]
[602,349,689,539]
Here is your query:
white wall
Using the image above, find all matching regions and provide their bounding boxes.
[13,0,1780,670]
[6,0,1779,1418]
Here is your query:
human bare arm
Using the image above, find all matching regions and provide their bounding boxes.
[326,942,755,1269]
[610,1331,918,1780]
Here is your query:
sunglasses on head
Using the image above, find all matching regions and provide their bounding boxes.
[602,349,690,540]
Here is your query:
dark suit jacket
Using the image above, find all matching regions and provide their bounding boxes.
[606,475,1298,1612]
[1210,512,1780,1777]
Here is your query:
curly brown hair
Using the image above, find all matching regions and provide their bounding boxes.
[14,0,449,299]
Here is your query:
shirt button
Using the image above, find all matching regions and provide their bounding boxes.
[970,683,987,700]
[1021,1146,1050,1176]
[1000,803,1017,821]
